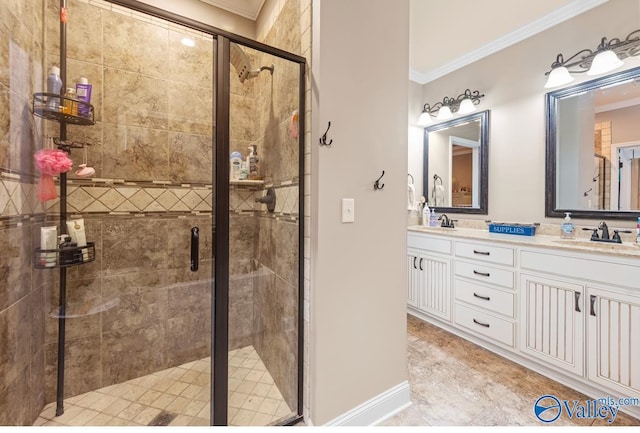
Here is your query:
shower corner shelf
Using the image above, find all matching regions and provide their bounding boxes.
[33,242,96,269]
[230,179,265,186]
[32,92,95,126]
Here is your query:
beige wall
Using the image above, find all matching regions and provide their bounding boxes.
[310,0,409,425]
[410,0,640,228]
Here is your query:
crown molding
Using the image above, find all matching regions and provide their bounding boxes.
[199,0,266,20]
[410,0,609,84]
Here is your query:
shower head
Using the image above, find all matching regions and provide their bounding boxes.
[230,43,274,83]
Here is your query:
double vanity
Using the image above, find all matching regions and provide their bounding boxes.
[407,225,640,418]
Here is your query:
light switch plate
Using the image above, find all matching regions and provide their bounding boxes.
[341,198,355,223]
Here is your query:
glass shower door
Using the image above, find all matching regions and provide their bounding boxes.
[37,1,216,426]
[222,41,302,426]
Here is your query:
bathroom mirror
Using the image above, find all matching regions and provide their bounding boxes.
[546,66,640,219]
[423,110,489,214]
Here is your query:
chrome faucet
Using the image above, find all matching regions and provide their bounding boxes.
[438,213,456,228]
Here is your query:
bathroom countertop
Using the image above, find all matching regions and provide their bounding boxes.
[408,225,640,259]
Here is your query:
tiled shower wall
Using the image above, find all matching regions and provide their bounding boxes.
[0,0,48,425]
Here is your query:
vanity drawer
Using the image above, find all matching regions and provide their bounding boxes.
[455,260,514,289]
[408,234,452,255]
[455,279,515,318]
[455,241,514,267]
[454,303,514,347]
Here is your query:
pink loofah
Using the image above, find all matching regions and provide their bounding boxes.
[34,149,73,201]
[34,149,73,175]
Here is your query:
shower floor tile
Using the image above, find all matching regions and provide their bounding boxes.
[35,345,292,426]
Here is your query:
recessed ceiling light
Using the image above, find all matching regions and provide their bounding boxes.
[181,37,196,47]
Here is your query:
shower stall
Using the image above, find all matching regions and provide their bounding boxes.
[0,0,305,426]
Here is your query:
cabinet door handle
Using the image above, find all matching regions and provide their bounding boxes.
[473,318,490,328]
[473,292,490,301]
[473,250,490,256]
[574,292,581,313]
[473,270,490,277]
[419,258,424,271]
[590,295,597,317]
[413,257,417,269]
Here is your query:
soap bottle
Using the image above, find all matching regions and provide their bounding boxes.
[247,145,260,180]
[561,212,575,239]
[46,66,62,111]
[62,87,78,116]
[429,208,438,227]
[422,203,430,227]
[636,216,640,245]
[230,151,242,181]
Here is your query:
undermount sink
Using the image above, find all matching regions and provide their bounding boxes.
[414,225,457,231]
[552,238,640,253]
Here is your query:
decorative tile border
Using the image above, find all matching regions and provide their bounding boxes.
[0,175,44,217]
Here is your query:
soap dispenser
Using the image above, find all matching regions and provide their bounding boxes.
[429,208,438,227]
[561,212,575,239]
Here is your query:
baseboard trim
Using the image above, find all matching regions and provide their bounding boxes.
[324,381,411,426]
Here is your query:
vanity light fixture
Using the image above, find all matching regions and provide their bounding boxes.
[544,29,640,88]
[417,89,485,126]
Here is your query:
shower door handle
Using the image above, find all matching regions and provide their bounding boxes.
[190,227,199,271]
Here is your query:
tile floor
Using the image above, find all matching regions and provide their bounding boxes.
[34,345,292,426]
[383,315,640,426]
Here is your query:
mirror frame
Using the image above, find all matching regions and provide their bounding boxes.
[422,109,489,215]
[545,66,640,220]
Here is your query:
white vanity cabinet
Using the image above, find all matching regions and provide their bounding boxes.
[519,272,585,376]
[453,241,516,347]
[407,233,452,321]
[587,285,640,399]
[407,227,640,418]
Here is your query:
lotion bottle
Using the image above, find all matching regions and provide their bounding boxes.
[561,212,575,239]
[422,203,430,227]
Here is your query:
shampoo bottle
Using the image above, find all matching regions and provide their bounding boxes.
[46,66,62,111]
[561,212,575,239]
[247,145,260,180]
[75,77,92,117]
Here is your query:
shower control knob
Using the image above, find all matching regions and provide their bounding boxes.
[255,187,276,213]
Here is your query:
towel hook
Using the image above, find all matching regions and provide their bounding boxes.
[374,170,385,191]
[408,173,414,184]
[319,121,333,146]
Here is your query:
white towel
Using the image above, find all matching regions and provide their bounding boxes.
[433,184,445,206]
[407,184,416,210]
